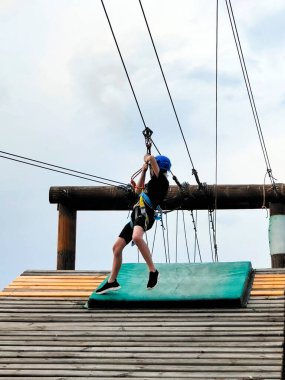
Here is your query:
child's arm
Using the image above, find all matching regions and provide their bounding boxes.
[134,163,148,194]
[144,154,160,177]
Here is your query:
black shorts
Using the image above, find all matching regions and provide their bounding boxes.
[119,206,154,245]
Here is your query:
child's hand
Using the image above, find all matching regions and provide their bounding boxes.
[144,154,151,163]
[142,163,148,171]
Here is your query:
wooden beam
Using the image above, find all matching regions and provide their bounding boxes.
[49,184,285,211]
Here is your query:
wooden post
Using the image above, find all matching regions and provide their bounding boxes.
[57,204,77,270]
[269,203,285,268]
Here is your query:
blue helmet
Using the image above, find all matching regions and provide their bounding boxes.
[155,155,171,171]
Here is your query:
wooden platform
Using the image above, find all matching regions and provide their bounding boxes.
[0,268,284,379]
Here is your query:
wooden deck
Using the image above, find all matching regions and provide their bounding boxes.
[0,268,284,379]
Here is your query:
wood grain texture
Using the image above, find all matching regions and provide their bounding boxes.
[0,268,284,379]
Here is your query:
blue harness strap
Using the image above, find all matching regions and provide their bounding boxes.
[140,192,153,208]
[141,192,163,223]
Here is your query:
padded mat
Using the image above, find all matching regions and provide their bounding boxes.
[88,261,252,308]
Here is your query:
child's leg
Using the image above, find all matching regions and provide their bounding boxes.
[132,225,156,272]
[108,237,126,283]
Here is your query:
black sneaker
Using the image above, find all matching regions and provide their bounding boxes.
[147,270,159,289]
[96,279,121,295]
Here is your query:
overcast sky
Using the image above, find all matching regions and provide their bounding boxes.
[1,0,285,290]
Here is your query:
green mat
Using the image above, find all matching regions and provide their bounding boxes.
[88,261,252,308]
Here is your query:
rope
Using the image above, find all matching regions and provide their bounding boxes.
[138,0,203,189]
[213,0,219,261]
[175,210,179,263]
[208,209,218,262]
[151,220,158,256]
[182,210,191,263]
[0,153,127,187]
[225,0,277,191]
[161,224,170,263]
[190,210,202,263]
[165,212,171,263]
[101,0,148,130]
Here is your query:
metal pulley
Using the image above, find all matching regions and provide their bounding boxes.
[142,127,153,155]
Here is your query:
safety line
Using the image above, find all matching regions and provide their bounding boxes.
[138,0,203,188]
[182,210,191,263]
[0,150,127,186]
[208,209,218,262]
[175,210,179,263]
[225,0,276,190]
[101,0,148,130]
[0,154,126,187]
[213,0,219,262]
[191,210,202,263]
[165,213,171,264]
[161,224,170,263]
[151,220,158,256]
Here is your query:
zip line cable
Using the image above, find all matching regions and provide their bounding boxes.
[0,151,127,187]
[212,0,219,262]
[101,0,148,130]
[208,210,216,262]
[181,210,191,263]
[191,210,202,263]
[138,0,203,189]
[225,0,277,190]
[151,220,158,256]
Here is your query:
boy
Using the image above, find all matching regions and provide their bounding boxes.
[96,154,171,294]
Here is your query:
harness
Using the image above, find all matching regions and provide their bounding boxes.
[132,191,163,231]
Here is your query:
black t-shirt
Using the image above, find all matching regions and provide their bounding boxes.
[144,171,169,209]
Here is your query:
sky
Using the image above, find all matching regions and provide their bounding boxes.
[1,0,285,290]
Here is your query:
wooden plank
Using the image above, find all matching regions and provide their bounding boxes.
[14,274,107,279]
[0,318,283,326]
[5,286,100,290]
[0,357,282,366]
[0,372,280,380]
[0,363,282,371]
[0,314,283,323]
[0,344,282,351]
[250,290,284,296]
[1,367,280,380]
[0,351,282,359]
[0,340,282,348]
[0,291,91,297]
[21,270,108,275]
